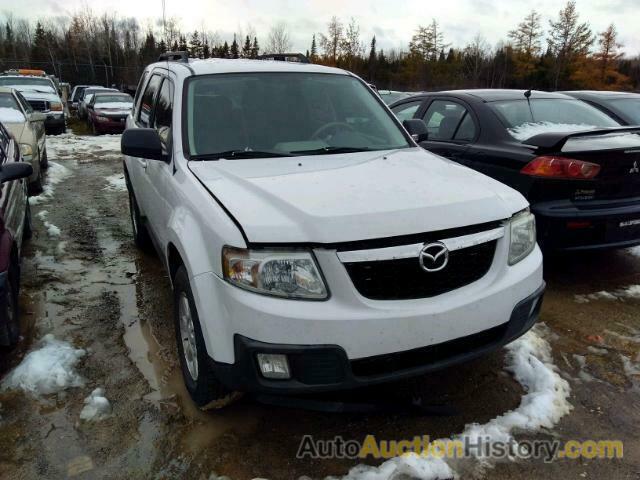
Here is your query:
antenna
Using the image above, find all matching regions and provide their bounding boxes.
[524,89,534,122]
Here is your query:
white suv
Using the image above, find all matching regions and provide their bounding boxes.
[122,55,544,408]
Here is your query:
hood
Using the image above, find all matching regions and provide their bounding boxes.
[3,121,27,143]
[188,148,528,244]
[16,89,60,102]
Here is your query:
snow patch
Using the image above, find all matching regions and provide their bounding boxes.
[574,285,640,303]
[0,107,26,123]
[35,209,61,237]
[46,132,121,162]
[80,388,112,421]
[508,122,596,142]
[29,161,72,205]
[104,173,127,192]
[334,325,572,480]
[1,334,85,396]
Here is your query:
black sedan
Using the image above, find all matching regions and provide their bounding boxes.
[390,89,640,251]
[562,91,640,126]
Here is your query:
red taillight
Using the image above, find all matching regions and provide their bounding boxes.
[521,156,600,180]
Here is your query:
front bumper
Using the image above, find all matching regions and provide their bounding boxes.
[92,117,127,133]
[211,283,545,394]
[533,197,640,250]
[44,113,65,131]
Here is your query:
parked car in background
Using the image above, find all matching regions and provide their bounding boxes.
[69,84,101,114]
[562,91,640,126]
[0,71,66,135]
[0,87,47,194]
[377,90,416,105]
[87,92,133,134]
[390,90,640,251]
[122,56,543,408]
[0,122,34,352]
[78,87,117,120]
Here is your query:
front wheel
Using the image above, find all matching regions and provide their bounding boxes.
[128,188,151,249]
[40,147,49,170]
[173,265,240,409]
[0,267,20,349]
[28,168,44,196]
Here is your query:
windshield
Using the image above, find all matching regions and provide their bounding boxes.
[608,97,640,124]
[94,94,132,104]
[490,98,620,141]
[0,93,25,123]
[185,72,411,158]
[0,77,55,93]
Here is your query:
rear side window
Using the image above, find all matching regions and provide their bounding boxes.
[392,101,422,122]
[422,100,468,141]
[138,74,162,127]
[0,125,8,162]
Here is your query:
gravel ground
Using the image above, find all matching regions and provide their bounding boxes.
[0,129,638,480]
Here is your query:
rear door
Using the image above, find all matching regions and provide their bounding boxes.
[416,98,479,165]
[0,126,27,247]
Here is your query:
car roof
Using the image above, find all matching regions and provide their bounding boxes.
[562,90,640,100]
[0,87,16,94]
[149,58,348,77]
[437,89,572,101]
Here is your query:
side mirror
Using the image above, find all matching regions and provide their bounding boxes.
[121,128,167,162]
[1,162,33,183]
[403,119,429,143]
[29,112,46,123]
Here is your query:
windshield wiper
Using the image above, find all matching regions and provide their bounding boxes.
[290,146,375,155]
[191,149,294,160]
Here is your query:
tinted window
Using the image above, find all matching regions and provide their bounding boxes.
[185,73,410,157]
[454,113,477,141]
[392,101,422,122]
[422,100,467,141]
[490,99,619,140]
[0,93,22,111]
[138,75,162,127]
[608,98,640,124]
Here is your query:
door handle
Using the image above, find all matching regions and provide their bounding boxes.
[141,160,148,171]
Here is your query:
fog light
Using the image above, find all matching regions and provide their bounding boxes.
[256,353,291,379]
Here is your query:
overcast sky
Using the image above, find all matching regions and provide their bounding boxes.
[5,0,640,56]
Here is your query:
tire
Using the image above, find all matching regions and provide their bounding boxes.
[173,265,240,409]
[1,265,20,349]
[28,168,44,196]
[40,147,49,170]
[23,201,33,241]
[127,187,151,248]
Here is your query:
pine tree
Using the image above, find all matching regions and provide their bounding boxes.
[368,36,377,80]
[220,41,229,58]
[202,39,210,59]
[548,1,594,88]
[242,35,252,58]
[509,10,543,82]
[230,34,239,58]
[594,24,626,86]
[189,31,202,58]
[310,34,317,61]
[251,37,259,58]
[178,35,188,51]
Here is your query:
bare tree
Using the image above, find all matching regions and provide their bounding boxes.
[265,22,291,54]
[319,16,343,64]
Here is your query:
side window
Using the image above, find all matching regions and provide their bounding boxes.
[0,126,7,163]
[138,74,162,127]
[422,100,466,141]
[153,79,173,153]
[133,71,148,114]
[454,112,477,142]
[392,101,422,122]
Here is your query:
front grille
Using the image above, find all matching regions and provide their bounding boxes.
[351,321,508,377]
[344,241,497,300]
[27,99,48,111]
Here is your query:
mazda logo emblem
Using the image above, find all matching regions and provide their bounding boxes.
[419,242,449,272]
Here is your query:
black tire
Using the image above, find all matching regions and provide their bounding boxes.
[23,201,33,241]
[28,168,44,196]
[173,265,240,409]
[1,265,20,349]
[40,147,49,170]
[127,188,151,248]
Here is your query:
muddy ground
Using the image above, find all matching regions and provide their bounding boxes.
[0,129,638,480]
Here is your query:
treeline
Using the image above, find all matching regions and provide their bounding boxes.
[0,1,638,92]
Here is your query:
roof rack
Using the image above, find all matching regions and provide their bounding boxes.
[158,51,189,63]
[256,53,310,64]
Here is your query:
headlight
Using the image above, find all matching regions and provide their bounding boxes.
[19,143,33,158]
[50,102,63,111]
[509,209,536,265]
[96,115,109,122]
[222,247,328,299]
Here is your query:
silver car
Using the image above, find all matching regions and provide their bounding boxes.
[0,87,47,194]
